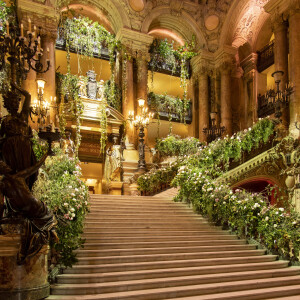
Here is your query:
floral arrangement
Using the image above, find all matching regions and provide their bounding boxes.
[172,163,300,261]
[33,147,90,267]
[149,38,196,113]
[155,134,202,158]
[136,118,300,261]
[137,161,180,193]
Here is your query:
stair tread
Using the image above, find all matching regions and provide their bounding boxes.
[50,194,300,299]
[50,276,300,298]
[54,268,300,287]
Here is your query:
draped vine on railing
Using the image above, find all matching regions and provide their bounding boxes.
[57,15,121,152]
[148,92,191,134]
[149,38,196,115]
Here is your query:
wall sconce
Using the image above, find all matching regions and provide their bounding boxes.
[203,112,226,143]
[128,98,153,171]
[31,78,50,125]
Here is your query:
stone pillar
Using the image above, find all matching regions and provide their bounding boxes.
[198,70,209,142]
[273,16,289,128]
[289,2,300,134]
[136,53,150,145]
[188,74,198,138]
[116,29,153,149]
[272,17,289,89]
[220,63,232,136]
[41,32,57,126]
[123,54,135,147]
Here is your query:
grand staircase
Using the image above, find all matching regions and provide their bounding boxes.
[48,194,300,300]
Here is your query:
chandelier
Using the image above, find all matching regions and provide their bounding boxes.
[203,112,226,143]
[264,71,293,120]
[128,98,153,170]
[0,10,50,83]
[31,78,50,124]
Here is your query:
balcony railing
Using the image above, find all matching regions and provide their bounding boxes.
[147,93,192,124]
[55,26,111,61]
[257,94,275,118]
[257,40,274,73]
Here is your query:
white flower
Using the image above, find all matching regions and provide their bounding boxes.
[274,224,277,228]
[63,202,68,207]
[265,217,269,221]
[70,207,75,212]
[279,207,284,212]
[71,213,75,218]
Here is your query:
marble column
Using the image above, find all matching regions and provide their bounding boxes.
[220,64,232,136]
[289,3,300,133]
[123,54,136,147]
[198,70,209,142]
[188,75,198,138]
[136,55,149,145]
[273,16,289,128]
[41,32,57,126]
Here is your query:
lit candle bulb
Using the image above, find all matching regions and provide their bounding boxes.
[20,23,23,36]
[47,47,50,59]
[6,21,9,35]
[28,18,31,32]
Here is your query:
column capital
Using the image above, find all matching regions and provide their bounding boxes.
[240,53,258,75]
[270,13,288,32]
[116,28,153,61]
[190,49,214,76]
[18,0,58,34]
[214,45,236,73]
[264,0,300,17]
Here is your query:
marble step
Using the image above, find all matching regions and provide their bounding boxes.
[76,249,266,265]
[81,235,238,243]
[167,284,300,300]
[81,239,248,250]
[51,269,300,295]
[63,255,278,274]
[56,261,290,284]
[50,276,300,298]
[76,244,258,256]
[81,229,231,237]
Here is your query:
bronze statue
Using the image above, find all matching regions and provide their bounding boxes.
[0,82,37,189]
[0,82,57,264]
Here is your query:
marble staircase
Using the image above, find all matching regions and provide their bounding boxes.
[47,194,300,299]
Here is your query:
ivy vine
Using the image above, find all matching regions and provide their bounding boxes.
[148,92,191,134]
[149,38,196,121]
[58,15,121,152]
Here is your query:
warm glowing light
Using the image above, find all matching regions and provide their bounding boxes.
[36,78,46,94]
[148,29,185,46]
[138,98,145,107]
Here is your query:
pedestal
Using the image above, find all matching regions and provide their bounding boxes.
[0,235,49,300]
[108,181,123,195]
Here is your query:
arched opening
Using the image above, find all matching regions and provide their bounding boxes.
[233,177,278,205]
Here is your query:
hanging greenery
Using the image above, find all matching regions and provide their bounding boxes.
[58,15,121,153]
[0,0,12,92]
[149,38,196,114]
[104,79,122,112]
[148,92,191,134]
[56,71,83,156]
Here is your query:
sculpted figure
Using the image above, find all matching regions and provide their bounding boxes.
[0,83,57,264]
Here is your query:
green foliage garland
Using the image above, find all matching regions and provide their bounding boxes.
[156,135,202,157]
[148,92,191,133]
[33,147,90,267]
[138,118,300,261]
[149,38,196,119]
[58,15,121,152]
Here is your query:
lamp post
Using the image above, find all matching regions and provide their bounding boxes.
[203,112,226,143]
[31,78,50,125]
[265,71,293,120]
[128,98,153,171]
